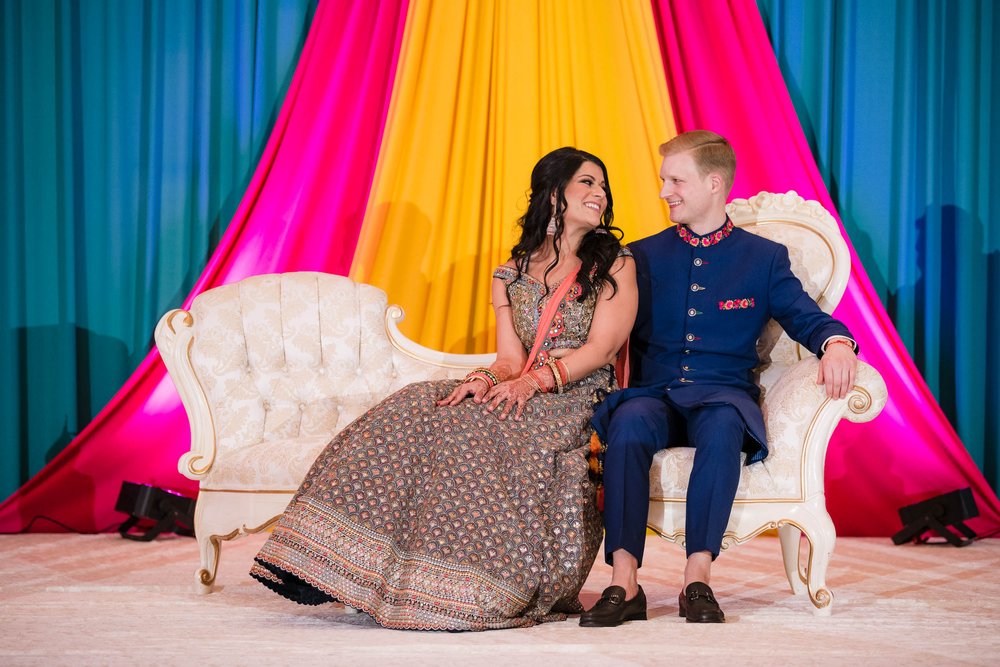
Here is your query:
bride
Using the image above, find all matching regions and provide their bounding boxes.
[251,147,637,630]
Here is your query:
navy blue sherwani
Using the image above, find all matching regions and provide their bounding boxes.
[592,217,854,564]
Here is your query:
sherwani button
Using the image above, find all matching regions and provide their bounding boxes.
[690,283,701,291]
[694,258,703,266]
[686,333,695,342]
[688,308,697,317]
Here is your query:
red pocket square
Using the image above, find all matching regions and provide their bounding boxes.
[719,298,755,310]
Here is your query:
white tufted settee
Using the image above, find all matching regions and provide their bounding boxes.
[646,191,887,614]
[155,274,491,593]
[156,191,886,611]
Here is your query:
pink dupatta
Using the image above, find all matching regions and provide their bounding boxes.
[519,266,581,377]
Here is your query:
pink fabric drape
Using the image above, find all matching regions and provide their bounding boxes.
[651,0,1000,535]
[5,0,997,539]
[0,0,410,532]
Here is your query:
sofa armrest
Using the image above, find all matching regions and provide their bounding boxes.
[385,304,497,370]
[154,308,216,480]
[761,357,888,498]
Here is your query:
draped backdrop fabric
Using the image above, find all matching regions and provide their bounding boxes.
[651,0,1000,536]
[2,0,998,537]
[0,0,410,531]
[350,0,676,353]
[0,0,318,510]
[756,0,1000,515]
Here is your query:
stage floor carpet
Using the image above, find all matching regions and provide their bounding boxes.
[1,532,998,665]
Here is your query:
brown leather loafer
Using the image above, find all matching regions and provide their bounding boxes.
[678,582,725,623]
[579,585,647,627]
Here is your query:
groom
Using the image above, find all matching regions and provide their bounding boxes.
[581,130,859,625]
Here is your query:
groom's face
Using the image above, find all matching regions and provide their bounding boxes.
[659,150,715,226]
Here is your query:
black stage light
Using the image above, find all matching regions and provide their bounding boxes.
[891,487,979,547]
[114,481,196,541]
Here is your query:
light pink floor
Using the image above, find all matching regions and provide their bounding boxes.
[2,533,999,665]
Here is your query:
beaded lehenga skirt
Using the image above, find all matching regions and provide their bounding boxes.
[250,370,610,630]
[251,261,623,630]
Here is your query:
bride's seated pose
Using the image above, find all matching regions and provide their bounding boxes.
[250,146,637,631]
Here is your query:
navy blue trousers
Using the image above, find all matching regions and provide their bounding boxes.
[602,396,744,566]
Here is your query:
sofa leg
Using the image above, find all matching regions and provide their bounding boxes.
[778,523,805,596]
[195,531,221,595]
[803,512,836,616]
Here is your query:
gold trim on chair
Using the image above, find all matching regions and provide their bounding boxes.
[649,495,804,504]
[183,334,217,476]
[200,488,298,494]
[164,309,194,335]
[776,519,833,610]
[847,387,873,415]
[646,522,778,551]
[198,518,281,588]
[799,384,873,497]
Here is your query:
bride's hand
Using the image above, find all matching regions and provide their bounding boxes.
[483,378,536,421]
[436,378,490,407]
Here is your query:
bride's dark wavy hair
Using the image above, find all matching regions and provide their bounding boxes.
[511,147,625,300]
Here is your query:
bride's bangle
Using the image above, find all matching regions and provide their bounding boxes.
[466,375,490,389]
[520,374,542,394]
[463,369,497,389]
[555,358,571,384]
[545,359,564,394]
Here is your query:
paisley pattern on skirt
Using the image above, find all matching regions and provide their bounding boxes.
[251,263,619,631]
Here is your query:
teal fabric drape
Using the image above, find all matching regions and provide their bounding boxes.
[757,0,1000,493]
[0,0,317,504]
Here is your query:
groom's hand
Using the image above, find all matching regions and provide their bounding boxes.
[816,343,857,400]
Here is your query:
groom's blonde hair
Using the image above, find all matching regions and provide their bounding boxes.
[659,130,736,193]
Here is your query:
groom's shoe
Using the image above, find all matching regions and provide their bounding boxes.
[678,582,725,623]
[579,585,647,627]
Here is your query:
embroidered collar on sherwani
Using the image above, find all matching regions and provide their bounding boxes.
[676,216,735,248]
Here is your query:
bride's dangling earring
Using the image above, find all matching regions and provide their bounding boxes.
[547,205,558,235]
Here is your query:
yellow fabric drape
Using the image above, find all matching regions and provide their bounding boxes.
[351,0,677,353]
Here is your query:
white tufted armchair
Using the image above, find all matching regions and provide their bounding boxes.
[646,191,888,615]
[155,273,491,593]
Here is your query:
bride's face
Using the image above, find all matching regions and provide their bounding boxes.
[554,161,607,231]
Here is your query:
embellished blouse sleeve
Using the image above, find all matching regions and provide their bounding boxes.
[492,265,518,285]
